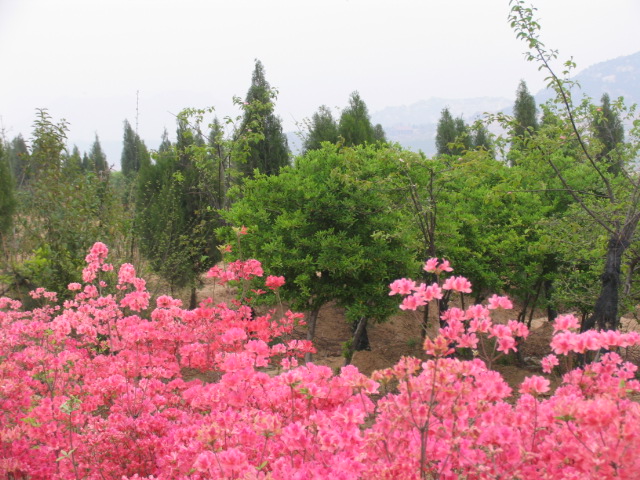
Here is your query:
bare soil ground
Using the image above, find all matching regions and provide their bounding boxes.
[195,275,557,389]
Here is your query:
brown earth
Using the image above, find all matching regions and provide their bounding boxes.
[195,275,561,389]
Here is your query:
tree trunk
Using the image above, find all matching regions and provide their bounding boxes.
[544,278,558,322]
[344,317,369,366]
[582,233,629,332]
[189,285,198,310]
[304,307,321,363]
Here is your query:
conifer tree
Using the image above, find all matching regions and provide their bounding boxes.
[303,105,339,153]
[338,91,381,146]
[436,108,469,155]
[7,135,29,188]
[594,93,624,173]
[64,145,83,172]
[89,134,109,174]
[513,80,538,139]
[0,140,17,237]
[120,120,149,175]
[239,60,289,177]
[472,123,493,153]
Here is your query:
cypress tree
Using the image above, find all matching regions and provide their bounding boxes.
[63,145,83,173]
[7,135,29,188]
[594,93,624,173]
[239,59,289,177]
[338,91,381,146]
[436,108,469,155]
[0,140,17,237]
[303,105,339,153]
[120,120,149,175]
[513,80,538,139]
[89,134,109,174]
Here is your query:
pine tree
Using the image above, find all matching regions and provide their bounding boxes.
[338,91,381,146]
[303,105,339,153]
[7,135,29,188]
[513,80,538,139]
[120,120,149,175]
[63,145,83,173]
[239,60,289,177]
[0,140,17,237]
[472,123,493,153]
[436,108,469,155]
[89,134,109,174]
[594,93,625,173]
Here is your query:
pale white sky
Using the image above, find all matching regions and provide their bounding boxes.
[1,0,638,167]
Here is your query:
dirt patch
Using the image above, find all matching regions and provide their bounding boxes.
[194,273,640,392]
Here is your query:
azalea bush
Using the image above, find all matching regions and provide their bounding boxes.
[2,245,640,479]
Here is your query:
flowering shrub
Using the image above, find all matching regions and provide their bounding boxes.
[1,248,640,479]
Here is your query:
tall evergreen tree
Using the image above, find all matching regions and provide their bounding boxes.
[435,108,468,155]
[63,145,83,173]
[471,123,493,153]
[513,80,538,139]
[120,120,149,175]
[239,60,289,177]
[303,105,339,153]
[89,134,109,174]
[7,135,29,188]
[594,93,624,173]
[338,91,381,146]
[0,140,17,237]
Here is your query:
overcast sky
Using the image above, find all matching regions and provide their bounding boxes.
[1,0,639,167]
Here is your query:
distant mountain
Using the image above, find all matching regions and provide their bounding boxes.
[367,51,640,156]
[371,97,511,155]
[536,51,640,106]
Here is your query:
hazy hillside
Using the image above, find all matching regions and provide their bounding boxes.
[368,51,640,156]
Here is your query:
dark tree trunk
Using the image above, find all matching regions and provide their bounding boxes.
[544,278,558,322]
[189,285,198,310]
[344,317,369,366]
[582,234,629,332]
[305,307,321,363]
[352,317,370,351]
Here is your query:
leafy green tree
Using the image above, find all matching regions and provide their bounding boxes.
[238,59,289,177]
[223,143,416,362]
[303,105,339,153]
[338,91,382,146]
[509,0,640,331]
[6,110,124,301]
[0,140,17,237]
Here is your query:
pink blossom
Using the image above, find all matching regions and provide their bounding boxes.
[519,375,550,395]
[541,354,559,373]
[265,275,285,290]
[553,313,580,333]
[442,275,472,293]
[389,278,416,296]
[487,294,513,310]
[399,293,426,310]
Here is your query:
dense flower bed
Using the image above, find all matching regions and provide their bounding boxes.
[1,244,639,479]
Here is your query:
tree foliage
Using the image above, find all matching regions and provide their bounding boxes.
[303,105,339,153]
[222,143,415,356]
[0,140,17,237]
[337,91,385,146]
[238,59,289,177]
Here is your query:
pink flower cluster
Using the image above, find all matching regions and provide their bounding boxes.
[2,247,640,479]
